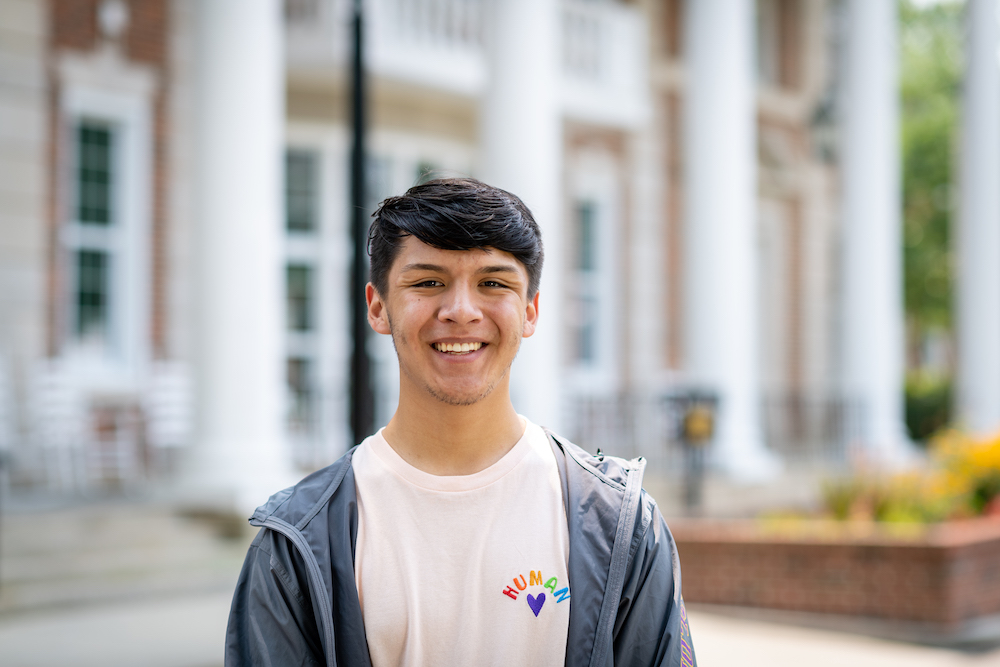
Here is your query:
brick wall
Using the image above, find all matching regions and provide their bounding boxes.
[672,518,1000,627]
[51,0,100,51]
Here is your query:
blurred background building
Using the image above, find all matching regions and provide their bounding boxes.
[0,0,995,513]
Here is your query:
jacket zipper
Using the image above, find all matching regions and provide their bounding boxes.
[587,458,645,667]
[252,515,339,667]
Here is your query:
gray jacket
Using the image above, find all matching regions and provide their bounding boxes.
[225,432,696,667]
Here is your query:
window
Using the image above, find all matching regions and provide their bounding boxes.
[572,201,599,364]
[367,155,393,214]
[286,356,315,434]
[57,65,155,378]
[286,264,315,332]
[75,250,109,338]
[286,150,318,232]
[284,145,325,456]
[68,120,119,348]
[565,151,621,392]
[577,200,597,272]
[77,124,113,225]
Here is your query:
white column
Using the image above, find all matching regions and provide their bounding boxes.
[628,120,665,392]
[480,0,564,431]
[186,0,295,513]
[957,0,1000,436]
[839,0,911,463]
[684,0,779,479]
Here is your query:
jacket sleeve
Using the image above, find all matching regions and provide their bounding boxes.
[225,528,325,667]
[612,495,697,667]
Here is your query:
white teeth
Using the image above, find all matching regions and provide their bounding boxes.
[434,342,483,353]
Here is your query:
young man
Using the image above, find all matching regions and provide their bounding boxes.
[226,178,696,666]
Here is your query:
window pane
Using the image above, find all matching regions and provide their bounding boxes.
[577,294,597,363]
[366,155,393,215]
[286,356,315,433]
[286,150,318,232]
[286,264,315,331]
[77,124,113,225]
[573,201,598,365]
[576,202,596,271]
[76,250,109,337]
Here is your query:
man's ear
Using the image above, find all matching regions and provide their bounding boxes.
[366,283,392,335]
[522,291,540,338]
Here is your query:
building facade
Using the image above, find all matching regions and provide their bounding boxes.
[2,0,994,509]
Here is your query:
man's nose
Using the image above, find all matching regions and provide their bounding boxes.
[438,283,483,324]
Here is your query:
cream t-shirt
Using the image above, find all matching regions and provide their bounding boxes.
[352,418,571,667]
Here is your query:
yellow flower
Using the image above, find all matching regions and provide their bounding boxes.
[820,429,1000,522]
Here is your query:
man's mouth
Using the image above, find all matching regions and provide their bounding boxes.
[433,342,485,354]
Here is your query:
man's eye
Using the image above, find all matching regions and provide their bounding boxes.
[414,280,442,288]
[481,280,505,288]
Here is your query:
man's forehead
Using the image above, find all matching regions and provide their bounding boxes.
[392,237,524,274]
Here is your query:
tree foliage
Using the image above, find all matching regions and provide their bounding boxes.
[899,0,963,333]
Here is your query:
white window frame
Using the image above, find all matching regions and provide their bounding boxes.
[58,64,154,389]
[284,126,351,466]
[566,149,621,394]
[65,120,120,348]
[284,146,324,459]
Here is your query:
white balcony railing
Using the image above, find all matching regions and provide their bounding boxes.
[367,0,486,96]
[284,0,485,94]
[560,1,649,127]
[284,0,351,67]
[284,0,647,126]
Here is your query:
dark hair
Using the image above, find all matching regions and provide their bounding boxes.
[368,177,544,297]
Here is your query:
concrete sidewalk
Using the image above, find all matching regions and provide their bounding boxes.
[1,592,1000,666]
[0,592,230,667]
[689,608,1000,666]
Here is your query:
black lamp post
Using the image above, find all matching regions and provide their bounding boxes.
[349,0,374,446]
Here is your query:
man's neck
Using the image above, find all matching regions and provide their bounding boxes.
[382,386,525,476]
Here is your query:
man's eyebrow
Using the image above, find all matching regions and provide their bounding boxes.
[478,265,521,275]
[398,263,446,273]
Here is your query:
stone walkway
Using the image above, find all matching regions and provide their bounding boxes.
[1,592,999,666]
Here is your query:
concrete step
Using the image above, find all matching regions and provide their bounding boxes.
[0,499,253,614]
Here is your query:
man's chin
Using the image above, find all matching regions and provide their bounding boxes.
[426,385,493,407]
[400,364,511,407]
[425,371,511,407]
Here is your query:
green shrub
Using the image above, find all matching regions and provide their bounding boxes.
[905,373,952,443]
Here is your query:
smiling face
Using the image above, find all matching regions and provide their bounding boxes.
[366,236,539,408]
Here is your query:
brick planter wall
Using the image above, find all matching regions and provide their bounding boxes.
[670,518,1000,627]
